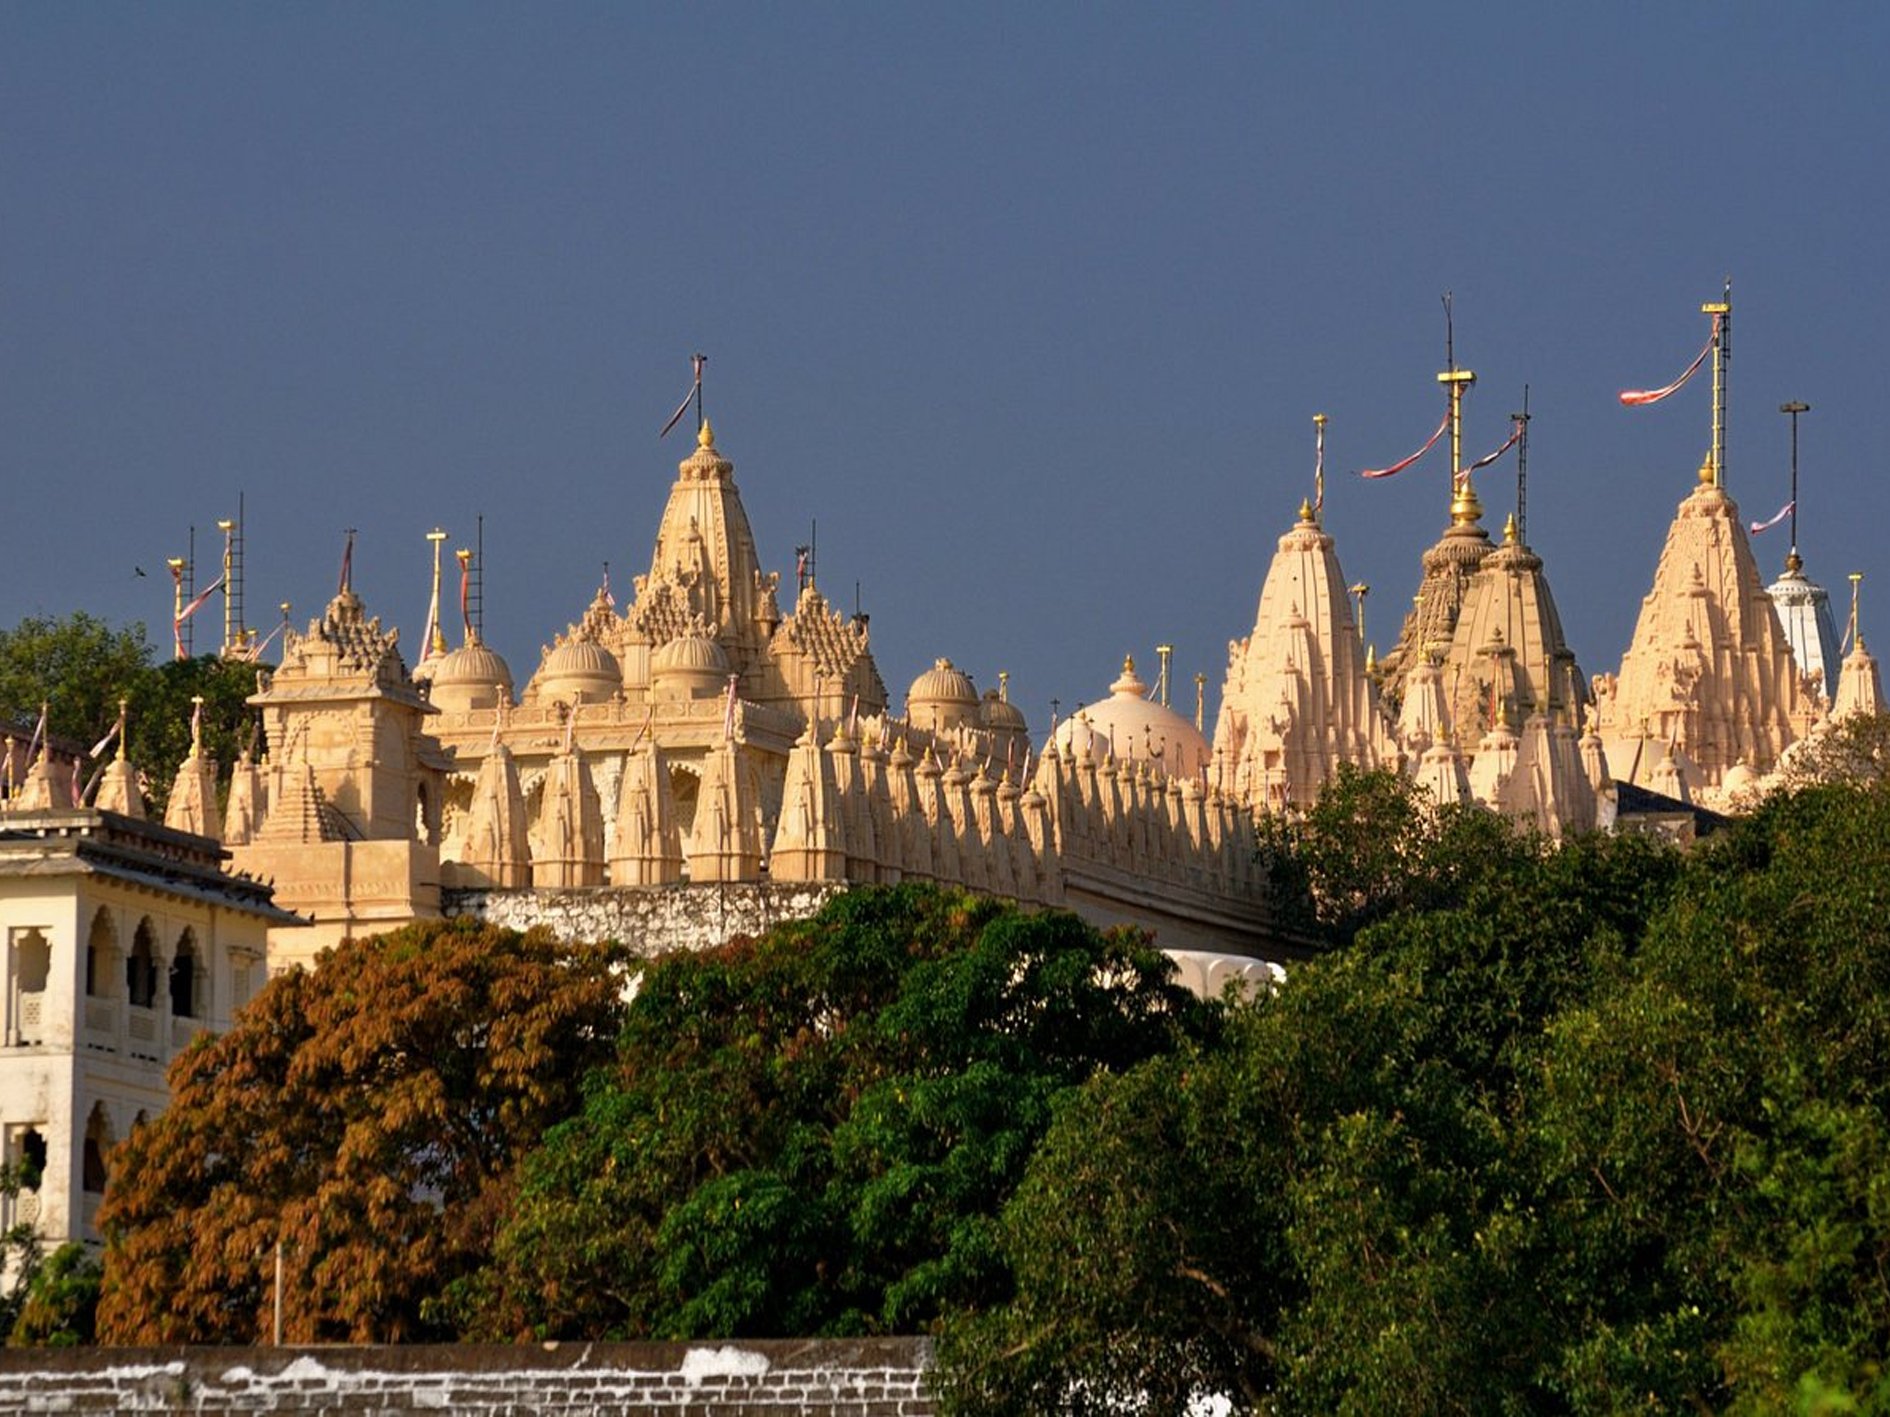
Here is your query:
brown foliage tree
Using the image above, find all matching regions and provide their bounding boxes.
[95,919,627,1343]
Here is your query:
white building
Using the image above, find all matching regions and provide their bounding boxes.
[0,808,298,1248]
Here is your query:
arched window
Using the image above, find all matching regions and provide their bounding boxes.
[82,1103,112,1195]
[85,908,119,999]
[16,1128,45,1193]
[169,928,201,1019]
[127,919,158,1009]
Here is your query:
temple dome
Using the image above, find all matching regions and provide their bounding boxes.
[1053,656,1211,779]
[531,636,622,705]
[651,631,730,700]
[979,687,1028,734]
[908,658,980,732]
[427,638,514,713]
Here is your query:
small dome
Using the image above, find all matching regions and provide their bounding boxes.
[979,687,1027,733]
[909,658,978,707]
[908,657,980,734]
[532,636,622,706]
[652,632,731,678]
[428,638,515,713]
[650,631,731,701]
[1050,655,1212,779]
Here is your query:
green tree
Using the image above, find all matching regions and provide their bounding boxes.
[95,919,627,1343]
[0,612,265,817]
[0,613,151,750]
[452,884,1210,1342]
[939,784,1688,1416]
[124,653,264,816]
[10,1244,102,1347]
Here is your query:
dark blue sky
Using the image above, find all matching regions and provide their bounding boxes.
[4,5,1885,728]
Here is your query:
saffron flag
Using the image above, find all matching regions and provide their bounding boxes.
[1749,500,1794,536]
[1359,409,1451,480]
[1620,315,1719,407]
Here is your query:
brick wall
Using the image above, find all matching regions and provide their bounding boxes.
[0,1339,935,1414]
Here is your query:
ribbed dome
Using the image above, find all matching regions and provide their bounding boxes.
[428,638,514,713]
[979,687,1027,733]
[532,636,622,705]
[652,632,730,677]
[909,658,978,707]
[907,657,980,734]
[1052,656,1211,778]
[650,631,731,700]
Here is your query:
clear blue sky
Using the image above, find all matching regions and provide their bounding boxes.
[4,5,1885,729]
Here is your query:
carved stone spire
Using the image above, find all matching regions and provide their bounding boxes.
[1594,472,1812,796]
[1214,502,1392,813]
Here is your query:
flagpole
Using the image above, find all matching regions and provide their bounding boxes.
[425,528,448,660]
[1779,400,1810,572]
[1514,386,1532,543]
[218,518,236,657]
[167,558,187,661]
[1437,293,1479,524]
[1312,413,1328,520]
[1704,280,1732,488]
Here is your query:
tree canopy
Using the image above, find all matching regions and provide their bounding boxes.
[96,919,627,1343]
[0,612,262,815]
[936,772,1890,1415]
[446,885,1212,1342]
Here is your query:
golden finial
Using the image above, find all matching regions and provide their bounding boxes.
[997,670,1010,702]
[1503,512,1518,544]
[1123,654,1135,676]
[1697,451,1716,487]
[698,418,715,449]
[1298,497,1315,523]
[1850,572,1865,651]
[1449,475,1483,526]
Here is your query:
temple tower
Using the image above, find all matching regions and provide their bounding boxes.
[1214,499,1391,812]
[232,573,451,964]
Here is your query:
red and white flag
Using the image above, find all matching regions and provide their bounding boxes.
[1748,500,1794,536]
[88,719,119,761]
[660,354,706,438]
[172,574,226,663]
[1464,419,1524,477]
[1619,315,1719,407]
[1359,409,1451,480]
[241,618,288,663]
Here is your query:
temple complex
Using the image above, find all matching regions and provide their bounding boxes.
[10,289,1887,994]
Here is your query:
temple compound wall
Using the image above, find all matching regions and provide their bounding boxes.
[0,1339,935,1415]
[445,880,849,955]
